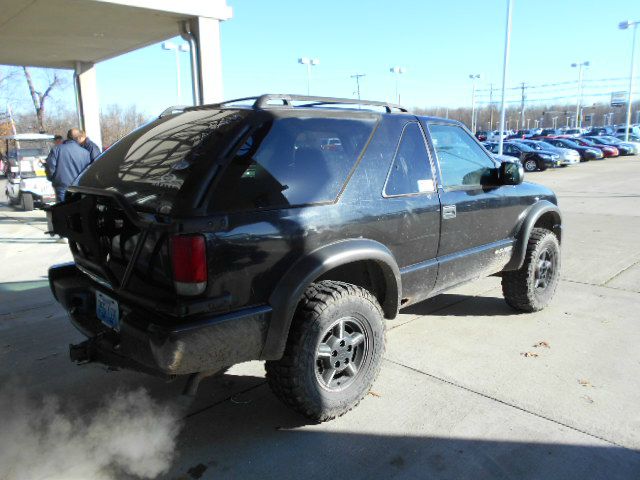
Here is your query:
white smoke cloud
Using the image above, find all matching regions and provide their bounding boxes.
[0,386,183,480]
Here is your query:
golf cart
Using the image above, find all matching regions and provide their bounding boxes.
[2,134,56,210]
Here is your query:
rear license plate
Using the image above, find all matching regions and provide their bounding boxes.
[96,291,119,331]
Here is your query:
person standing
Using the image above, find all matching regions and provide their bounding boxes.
[79,130,102,162]
[45,129,91,202]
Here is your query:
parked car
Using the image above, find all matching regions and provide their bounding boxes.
[506,129,537,140]
[539,128,562,137]
[588,136,636,155]
[570,137,619,157]
[542,138,603,161]
[487,141,561,171]
[562,128,585,137]
[514,139,580,166]
[486,130,508,142]
[46,94,562,422]
[475,130,488,141]
[615,126,640,137]
[584,126,615,136]
[614,133,640,142]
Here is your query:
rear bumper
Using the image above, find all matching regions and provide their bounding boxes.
[49,263,271,376]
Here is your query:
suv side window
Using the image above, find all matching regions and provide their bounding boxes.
[429,124,496,188]
[384,122,435,196]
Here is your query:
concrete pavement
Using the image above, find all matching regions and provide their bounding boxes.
[1,157,639,479]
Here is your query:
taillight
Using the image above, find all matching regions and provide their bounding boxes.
[171,234,207,296]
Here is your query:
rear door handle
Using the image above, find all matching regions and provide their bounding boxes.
[442,205,456,219]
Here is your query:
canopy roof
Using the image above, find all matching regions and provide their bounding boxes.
[0,0,232,69]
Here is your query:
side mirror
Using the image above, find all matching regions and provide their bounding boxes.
[499,160,524,185]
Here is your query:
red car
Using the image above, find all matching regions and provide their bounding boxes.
[568,137,619,157]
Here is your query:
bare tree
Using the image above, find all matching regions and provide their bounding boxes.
[22,66,62,133]
[100,104,149,147]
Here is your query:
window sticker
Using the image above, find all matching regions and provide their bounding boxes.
[417,179,434,192]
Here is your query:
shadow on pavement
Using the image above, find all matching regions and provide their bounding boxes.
[166,386,640,480]
[403,293,517,318]
[0,282,52,315]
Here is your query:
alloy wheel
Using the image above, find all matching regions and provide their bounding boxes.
[534,248,556,290]
[315,316,368,391]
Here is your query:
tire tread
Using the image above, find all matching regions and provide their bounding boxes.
[265,280,385,422]
[502,227,559,312]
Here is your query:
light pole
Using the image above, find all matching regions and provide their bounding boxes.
[552,116,558,129]
[390,66,406,104]
[619,20,639,141]
[162,41,190,104]
[571,61,590,128]
[351,73,366,102]
[298,57,320,95]
[469,74,481,133]
[488,83,494,130]
[498,0,513,156]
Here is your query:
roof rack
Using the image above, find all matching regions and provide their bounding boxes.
[159,105,189,117]
[212,94,408,113]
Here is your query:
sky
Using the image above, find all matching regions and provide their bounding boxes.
[4,0,640,117]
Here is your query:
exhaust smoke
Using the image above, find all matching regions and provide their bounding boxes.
[0,386,183,480]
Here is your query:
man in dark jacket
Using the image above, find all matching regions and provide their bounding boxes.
[79,130,101,162]
[45,129,91,202]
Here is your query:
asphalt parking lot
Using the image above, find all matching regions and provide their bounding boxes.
[1,156,640,480]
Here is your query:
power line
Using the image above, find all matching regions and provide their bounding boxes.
[475,75,640,93]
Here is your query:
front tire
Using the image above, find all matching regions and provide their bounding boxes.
[265,281,386,422]
[524,159,538,172]
[502,228,561,312]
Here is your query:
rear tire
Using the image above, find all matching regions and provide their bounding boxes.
[265,281,386,422]
[21,193,34,211]
[502,228,560,312]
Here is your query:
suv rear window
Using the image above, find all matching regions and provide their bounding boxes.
[75,109,250,213]
[211,115,377,212]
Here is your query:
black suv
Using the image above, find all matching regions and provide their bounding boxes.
[47,95,562,422]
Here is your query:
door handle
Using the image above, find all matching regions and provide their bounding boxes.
[442,205,456,219]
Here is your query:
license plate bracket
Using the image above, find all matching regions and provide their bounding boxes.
[96,291,120,331]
